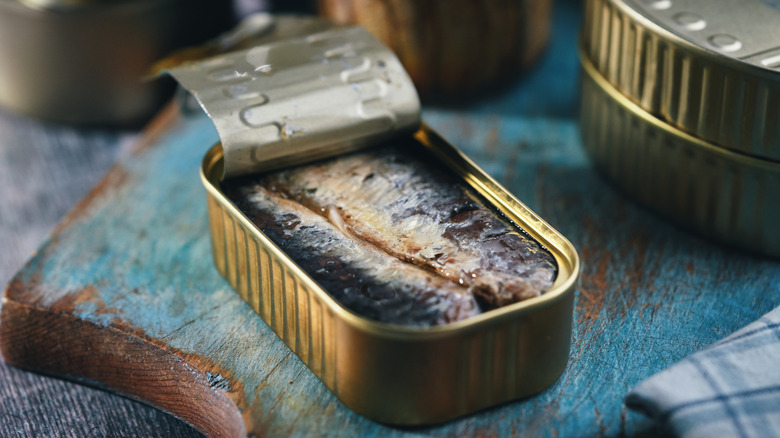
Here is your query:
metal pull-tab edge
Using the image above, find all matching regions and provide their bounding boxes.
[168,21,421,180]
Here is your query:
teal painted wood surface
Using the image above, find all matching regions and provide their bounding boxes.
[2,2,779,436]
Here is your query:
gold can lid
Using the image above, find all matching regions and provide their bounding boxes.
[583,0,780,160]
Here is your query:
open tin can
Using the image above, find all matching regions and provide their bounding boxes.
[200,127,579,425]
[580,0,780,256]
[165,16,579,424]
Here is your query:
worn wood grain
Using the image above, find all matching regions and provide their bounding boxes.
[0,104,203,438]
[1,2,778,436]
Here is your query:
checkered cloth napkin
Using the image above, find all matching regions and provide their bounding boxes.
[626,306,780,438]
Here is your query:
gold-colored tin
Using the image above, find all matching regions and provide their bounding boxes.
[582,0,780,160]
[580,52,780,256]
[200,125,580,425]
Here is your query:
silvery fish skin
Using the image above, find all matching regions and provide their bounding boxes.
[224,184,481,326]
[261,140,558,308]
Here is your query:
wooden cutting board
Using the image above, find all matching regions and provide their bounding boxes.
[2,99,779,437]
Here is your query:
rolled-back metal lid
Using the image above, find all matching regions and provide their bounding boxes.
[583,0,780,160]
[165,16,421,180]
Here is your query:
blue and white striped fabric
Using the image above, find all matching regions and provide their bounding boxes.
[627,306,780,438]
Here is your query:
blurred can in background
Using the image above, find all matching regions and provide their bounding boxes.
[319,0,552,96]
[0,0,234,126]
[580,0,780,256]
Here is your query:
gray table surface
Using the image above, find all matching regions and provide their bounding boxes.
[0,107,203,437]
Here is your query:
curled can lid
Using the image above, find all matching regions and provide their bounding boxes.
[167,17,421,180]
[582,0,780,160]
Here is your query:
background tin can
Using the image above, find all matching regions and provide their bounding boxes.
[580,0,780,256]
[0,0,234,126]
[318,0,552,96]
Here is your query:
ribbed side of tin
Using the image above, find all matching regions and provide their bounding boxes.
[207,194,340,389]
[448,305,573,417]
[582,0,780,160]
[580,54,780,256]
